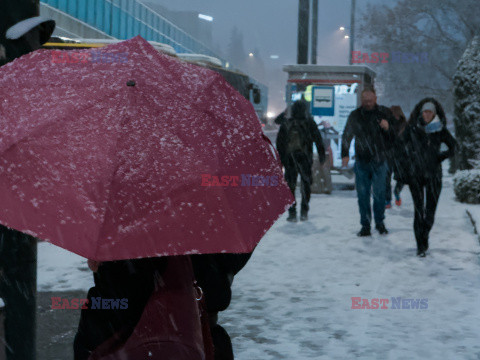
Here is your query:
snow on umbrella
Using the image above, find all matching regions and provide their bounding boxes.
[0,36,293,261]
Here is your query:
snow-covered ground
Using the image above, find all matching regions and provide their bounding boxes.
[37,172,480,359]
[223,173,480,359]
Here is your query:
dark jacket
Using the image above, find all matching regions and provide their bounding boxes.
[341,104,396,163]
[276,101,326,165]
[394,98,456,184]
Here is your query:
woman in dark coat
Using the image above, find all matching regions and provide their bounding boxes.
[401,98,456,257]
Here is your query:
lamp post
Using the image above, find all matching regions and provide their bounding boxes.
[349,0,356,65]
[339,24,354,64]
[297,0,309,64]
[311,0,318,64]
[0,1,54,359]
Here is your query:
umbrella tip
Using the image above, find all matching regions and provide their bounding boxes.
[126,80,136,87]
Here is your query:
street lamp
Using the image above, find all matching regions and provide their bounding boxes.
[339,26,350,38]
[339,0,356,65]
[198,14,213,22]
[249,52,254,57]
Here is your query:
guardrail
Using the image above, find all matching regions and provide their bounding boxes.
[40,0,226,65]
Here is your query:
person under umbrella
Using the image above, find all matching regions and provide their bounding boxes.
[0,37,293,358]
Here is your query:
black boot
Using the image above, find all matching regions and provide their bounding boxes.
[300,212,308,221]
[357,226,371,237]
[287,208,297,222]
[375,223,389,235]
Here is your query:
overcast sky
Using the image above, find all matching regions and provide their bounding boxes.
[146,0,398,112]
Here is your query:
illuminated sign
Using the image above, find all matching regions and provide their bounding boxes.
[311,86,334,116]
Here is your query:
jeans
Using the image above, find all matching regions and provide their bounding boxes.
[386,165,404,203]
[354,160,388,228]
[386,165,393,204]
[394,182,404,201]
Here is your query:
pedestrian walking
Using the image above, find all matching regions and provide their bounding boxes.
[400,98,456,257]
[386,105,408,207]
[276,100,326,222]
[341,88,396,236]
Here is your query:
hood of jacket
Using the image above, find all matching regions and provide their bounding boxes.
[409,97,447,127]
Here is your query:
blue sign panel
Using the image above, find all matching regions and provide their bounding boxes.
[311,86,335,116]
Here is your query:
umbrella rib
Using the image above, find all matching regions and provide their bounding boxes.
[91,99,127,261]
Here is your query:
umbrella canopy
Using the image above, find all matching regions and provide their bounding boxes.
[0,36,293,261]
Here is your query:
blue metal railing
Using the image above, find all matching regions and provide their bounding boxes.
[41,0,225,64]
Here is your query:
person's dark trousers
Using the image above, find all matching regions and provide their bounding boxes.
[394,182,404,200]
[408,175,442,252]
[210,322,233,360]
[354,160,388,228]
[284,152,312,215]
[385,165,393,204]
[74,258,167,360]
[0,227,36,360]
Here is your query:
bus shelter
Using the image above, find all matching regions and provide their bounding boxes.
[283,65,376,191]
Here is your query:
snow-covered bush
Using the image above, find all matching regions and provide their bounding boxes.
[453,170,480,204]
[453,35,480,170]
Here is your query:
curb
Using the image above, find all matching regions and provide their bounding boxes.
[466,209,480,244]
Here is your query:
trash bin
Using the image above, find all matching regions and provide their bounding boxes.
[0,298,5,360]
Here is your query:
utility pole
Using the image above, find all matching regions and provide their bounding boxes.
[349,0,356,65]
[310,0,318,64]
[0,1,54,359]
[297,0,310,64]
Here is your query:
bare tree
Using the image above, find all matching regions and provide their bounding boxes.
[357,0,480,115]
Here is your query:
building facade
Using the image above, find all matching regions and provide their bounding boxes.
[40,0,223,63]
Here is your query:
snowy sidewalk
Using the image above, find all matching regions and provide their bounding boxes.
[36,173,480,359]
[223,173,480,359]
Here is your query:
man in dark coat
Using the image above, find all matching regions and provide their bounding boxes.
[399,98,456,257]
[276,100,326,222]
[342,88,396,236]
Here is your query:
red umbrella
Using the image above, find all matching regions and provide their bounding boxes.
[0,36,293,261]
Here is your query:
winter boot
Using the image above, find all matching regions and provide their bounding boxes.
[300,211,308,221]
[287,208,297,222]
[357,226,371,237]
[376,223,389,235]
[417,249,426,257]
